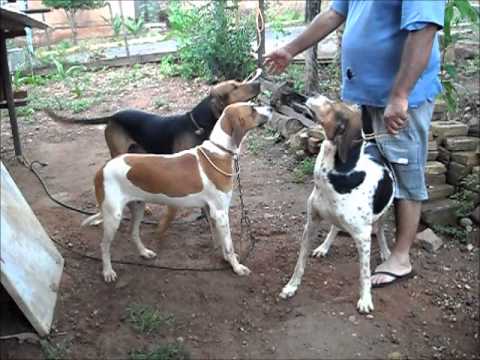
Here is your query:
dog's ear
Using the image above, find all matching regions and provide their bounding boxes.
[334,112,362,164]
[210,89,227,117]
[232,119,245,148]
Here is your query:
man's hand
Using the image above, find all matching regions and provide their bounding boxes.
[264,47,293,74]
[384,96,409,135]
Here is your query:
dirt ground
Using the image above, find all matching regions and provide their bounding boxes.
[1,68,479,360]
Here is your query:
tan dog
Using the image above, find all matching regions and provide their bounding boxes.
[82,103,272,282]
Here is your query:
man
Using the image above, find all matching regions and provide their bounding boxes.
[265,1,445,287]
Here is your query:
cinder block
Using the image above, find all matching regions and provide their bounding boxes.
[421,199,458,226]
[427,183,455,201]
[431,121,468,142]
[425,161,447,175]
[444,136,479,152]
[450,151,479,167]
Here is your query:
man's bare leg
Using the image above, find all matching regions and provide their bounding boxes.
[371,199,419,286]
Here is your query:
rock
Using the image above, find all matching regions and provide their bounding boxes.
[450,151,479,167]
[447,161,472,185]
[431,121,468,142]
[416,228,443,252]
[471,206,480,225]
[421,199,458,226]
[455,41,479,61]
[425,161,447,175]
[388,351,403,360]
[427,183,455,201]
[428,140,438,152]
[287,128,309,151]
[433,100,448,121]
[459,217,473,228]
[428,151,439,161]
[425,172,446,186]
[307,126,325,140]
[437,146,451,165]
[444,136,479,152]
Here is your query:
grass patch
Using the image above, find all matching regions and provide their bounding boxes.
[129,343,190,360]
[432,224,467,242]
[126,303,175,334]
[292,157,315,183]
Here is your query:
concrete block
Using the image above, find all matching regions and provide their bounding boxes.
[437,146,451,165]
[450,151,479,167]
[428,140,438,152]
[425,161,447,175]
[416,228,443,252]
[444,136,479,152]
[431,121,468,142]
[421,199,458,226]
[447,161,472,185]
[427,183,455,201]
[427,151,439,161]
[425,173,446,186]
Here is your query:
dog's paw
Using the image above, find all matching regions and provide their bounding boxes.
[234,264,251,276]
[279,284,297,299]
[103,269,117,283]
[357,295,374,313]
[140,248,157,259]
[312,243,329,258]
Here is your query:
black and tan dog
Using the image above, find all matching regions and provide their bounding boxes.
[44,78,261,158]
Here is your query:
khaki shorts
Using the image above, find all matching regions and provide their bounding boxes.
[362,101,435,201]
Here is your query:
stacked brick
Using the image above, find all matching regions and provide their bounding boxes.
[421,101,480,226]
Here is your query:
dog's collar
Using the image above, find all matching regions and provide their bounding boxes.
[198,146,238,177]
[208,140,237,157]
[188,112,205,136]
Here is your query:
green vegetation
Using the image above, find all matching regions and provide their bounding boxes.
[292,157,315,183]
[129,343,190,360]
[126,303,175,334]
[40,339,69,360]
[167,0,256,82]
[441,0,480,113]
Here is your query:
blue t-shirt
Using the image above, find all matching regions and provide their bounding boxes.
[331,0,445,107]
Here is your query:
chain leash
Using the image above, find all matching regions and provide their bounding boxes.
[234,156,256,262]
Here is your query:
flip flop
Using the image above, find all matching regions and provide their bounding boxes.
[371,270,415,289]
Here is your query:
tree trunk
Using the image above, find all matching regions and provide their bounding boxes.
[65,10,78,45]
[304,0,321,95]
[256,0,265,68]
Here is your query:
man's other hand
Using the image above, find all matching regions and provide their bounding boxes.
[384,96,409,135]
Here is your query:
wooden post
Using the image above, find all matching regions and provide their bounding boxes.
[256,0,265,68]
[304,0,321,95]
[0,30,23,157]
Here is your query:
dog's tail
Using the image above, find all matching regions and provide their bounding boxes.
[81,212,103,227]
[44,108,113,125]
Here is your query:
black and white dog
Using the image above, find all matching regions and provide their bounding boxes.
[280,95,395,313]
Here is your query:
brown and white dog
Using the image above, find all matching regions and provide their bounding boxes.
[280,95,394,313]
[82,102,272,282]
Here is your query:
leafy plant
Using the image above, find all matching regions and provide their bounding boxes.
[158,55,180,77]
[129,343,190,360]
[451,173,479,218]
[432,223,467,242]
[126,303,175,334]
[441,0,480,113]
[112,15,123,37]
[168,0,256,81]
[40,339,69,360]
[124,16,145,36]
[293,157,315,183]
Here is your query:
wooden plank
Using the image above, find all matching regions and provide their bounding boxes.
[0,162,64,337]
[0,8,49,31]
